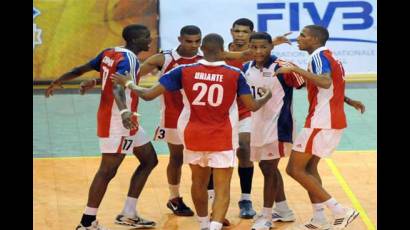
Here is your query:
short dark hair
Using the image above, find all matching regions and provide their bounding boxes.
[232,18,254,31]
[180,25,201,36]
[250,32,272,44]
[202,33,224,51]
[304,25,329,45]
[122,24,149,43]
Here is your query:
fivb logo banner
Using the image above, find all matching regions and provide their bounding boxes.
[256,0,376,73]
[33,7,42,49]
[159,0,376,74]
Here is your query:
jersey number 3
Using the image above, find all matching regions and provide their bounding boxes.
[192,83,224,107]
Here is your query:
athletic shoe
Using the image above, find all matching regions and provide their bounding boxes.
[76,220,109,230]
[272,209,296,222]
[288,219,331,230]
[331,208,359,229]
[251,213,274,230]
[166,197,194,216]
[238,200,257,219]
[115,213,156,228]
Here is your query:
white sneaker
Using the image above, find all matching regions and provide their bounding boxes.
[332,208,359,229]
[76,220,109,230]
[252,214,274,230]
[288,219,331,230]
[115,213,156,228]
[272,209,296,222]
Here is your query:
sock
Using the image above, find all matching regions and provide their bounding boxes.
[262,207,272,220]
[240,193,251,201]
[208,173,214,190]
[169,184,180,200]
[312,203,327,223]
[197,216,210,229]
[274,200,290,213]
[122,196,138,216]
[238,166,254,194]
[209,221,223,230]
[323,198,345,216]
[208,189,215,204]
[81,207,98,227]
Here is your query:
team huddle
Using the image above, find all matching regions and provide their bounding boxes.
[46,18,365,230]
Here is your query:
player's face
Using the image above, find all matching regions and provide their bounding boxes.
[249,39,273,63]
[178,34,201,54]
[136,30,152,51]
[296,28,314,51]
[230,25,252,46]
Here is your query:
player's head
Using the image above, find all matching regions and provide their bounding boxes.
[200,33,224,57]
[178,25,202,55]
[230,18,254,46]
[122,24,152,51]
[249,32,273,63]
[297,25,329,53]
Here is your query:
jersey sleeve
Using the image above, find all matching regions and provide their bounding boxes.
[116,52,139,81]
[159,65,183,91]
[87,49,108,71]
[237,72,251,95]
[311,51,331,75]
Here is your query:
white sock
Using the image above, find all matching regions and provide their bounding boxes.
[312,203,327,223]
[323,198,345,215]
[262,207,273,220]
[274,200,290,213]
[169,184,180,200]
[208,190,215,204]
[122,196,138,216]
[209,221,223,230]
[84,206,98,216]
[197,216,210,229]
[240,193,251,201]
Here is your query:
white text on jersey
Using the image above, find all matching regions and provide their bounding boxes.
[102,56,114,67]
[194,72,223,82]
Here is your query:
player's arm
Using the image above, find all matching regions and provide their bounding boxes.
[112,83,138,130]
[138,53,165,77]
[274,65,332,89]
[45,63,95,97]
[344,96,365,113]
[272,32,292,46]
[240,91,272,111]
[111,72,166,101]
[236,73,272,111]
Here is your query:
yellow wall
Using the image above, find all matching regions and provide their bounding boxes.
[33,0,158,81]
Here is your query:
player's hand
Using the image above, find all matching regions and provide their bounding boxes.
[273,66,295,76]
[121,111,139,130]
[79,79,96,95]
[272,32,292,46]
[259,87,272,100]
[347,99,366,114]
[45,81,63,98]
[111,71,133,88]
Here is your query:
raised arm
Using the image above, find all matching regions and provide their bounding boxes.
[45,63,95,97]
[138,53,165,77]
[111,72,166,101]
[274,65,332,89]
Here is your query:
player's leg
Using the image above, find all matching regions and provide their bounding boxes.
[211,167,234,230]
[237,131,256,219]
[166,142,194,216]
[252,159,279,230]
[116,128,158,228]
[190,164,212,230]
[272,143,295,222]
[78,153,125,229]
[271,169,296,222]
[289,129,358,229]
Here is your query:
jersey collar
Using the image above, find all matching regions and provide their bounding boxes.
[198,59,226,66]
[172,47,201,60]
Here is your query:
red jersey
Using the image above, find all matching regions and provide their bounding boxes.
[88,47,140,137]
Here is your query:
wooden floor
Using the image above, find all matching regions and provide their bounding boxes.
[33,151,376,230]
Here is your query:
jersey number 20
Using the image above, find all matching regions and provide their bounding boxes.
[192,83,223,107]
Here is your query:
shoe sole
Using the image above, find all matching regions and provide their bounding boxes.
[115,221,155,228]
[272,217,296,222]
[166,203,195,216]
[240,214,256,219]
